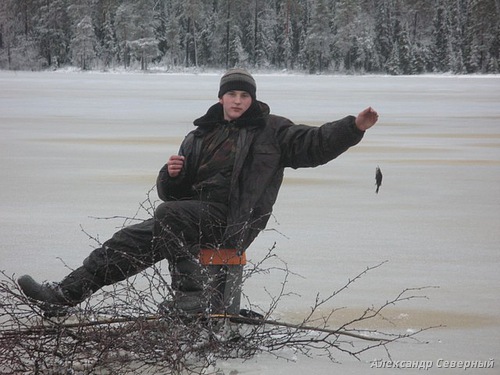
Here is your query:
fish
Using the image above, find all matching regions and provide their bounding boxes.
[375,166,382,194]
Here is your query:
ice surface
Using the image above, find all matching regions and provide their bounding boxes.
[1,71,499,374]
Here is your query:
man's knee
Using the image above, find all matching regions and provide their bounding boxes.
[154,201,201,236]
[155,201,195,221]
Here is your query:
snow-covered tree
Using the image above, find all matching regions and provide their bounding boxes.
[305,0,332,73]
[392,18,414,74]
[254,1,278,68]
[463,0,500,73]
[114,0,158,70]
[276,1,294,70]
[181,0,203,67]
[100,11,119,68]
[431,1,450,72]
[446,0,466,73]
[34,0,71,68]
[70,15,97,70]
[66,2,97,69]
[0,0,498,73]
[228,23,248,67]
[374,0,394,68]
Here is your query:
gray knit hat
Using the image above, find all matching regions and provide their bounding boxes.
[218,68,256,100]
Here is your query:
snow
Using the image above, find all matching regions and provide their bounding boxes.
[1,71,499,374]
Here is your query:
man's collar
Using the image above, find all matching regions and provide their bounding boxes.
[193,101,269,129]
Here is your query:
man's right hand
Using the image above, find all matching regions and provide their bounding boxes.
[167,155,185,177]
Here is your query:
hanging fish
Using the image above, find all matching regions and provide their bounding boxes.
[375,166,382,194]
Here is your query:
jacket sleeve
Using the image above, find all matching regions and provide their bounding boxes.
[274,115,365,169]
[156,135,195,201]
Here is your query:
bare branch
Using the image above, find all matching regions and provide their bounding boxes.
[0,197,439,373]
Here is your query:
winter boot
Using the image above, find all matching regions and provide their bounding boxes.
[18,275,73,306]
[159,258,210,316]
[158,290,209,316]
[18,267,103,316]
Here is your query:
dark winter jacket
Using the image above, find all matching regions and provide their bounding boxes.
[157,100,364,252]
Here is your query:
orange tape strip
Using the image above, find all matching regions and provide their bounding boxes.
[199,248,247,265]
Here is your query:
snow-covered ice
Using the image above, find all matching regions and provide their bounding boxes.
[1,71,499,374]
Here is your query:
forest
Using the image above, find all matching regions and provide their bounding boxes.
[0,0,499,74]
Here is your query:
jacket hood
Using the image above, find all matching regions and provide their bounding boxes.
[193,100,270,129]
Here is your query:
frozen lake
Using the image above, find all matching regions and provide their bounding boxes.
[1,71,499,374]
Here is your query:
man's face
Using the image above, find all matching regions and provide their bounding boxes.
[219,90,252,121]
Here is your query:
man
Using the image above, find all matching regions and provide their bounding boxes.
[18,68,378,315]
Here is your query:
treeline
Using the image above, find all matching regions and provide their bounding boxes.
[0,0,499,74]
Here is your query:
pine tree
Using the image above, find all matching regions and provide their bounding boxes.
[254,1,278,68]
[70,15,97,69]
[487,21,500,72]
[35,0,71,67]
[394,19,414,74]
[154,4,168,62]
[182,0,204,67]
[228,23,248,67]
[447,0,465,73]
[0,0,498,73]
[114,0,158,70]
[431,1,449,72]
[100,11,119,68]
[277,0,295,70]
[305,0,332,73]
[386,41,400,75]
[374,0,394,68]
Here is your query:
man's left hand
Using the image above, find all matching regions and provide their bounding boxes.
[355,107,379,131]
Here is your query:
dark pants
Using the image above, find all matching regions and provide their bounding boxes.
[73,200,228,298]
